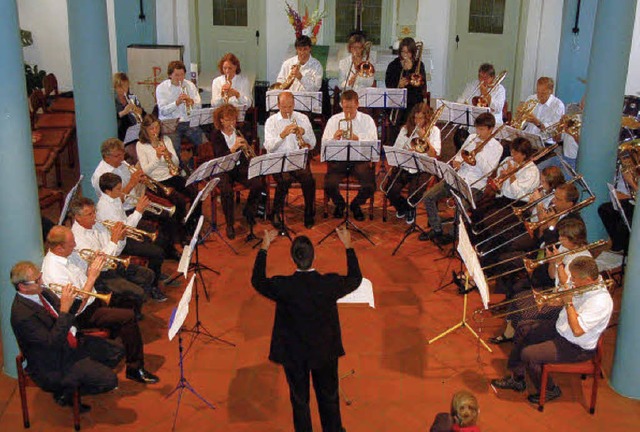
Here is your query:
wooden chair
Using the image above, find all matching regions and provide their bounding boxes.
[538,336,605,413]
[30,89,75,130]
[42,73,75,113]
[323,182,375,220]
[33,147,60,187]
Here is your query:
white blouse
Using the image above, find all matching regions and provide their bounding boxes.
[136,135,180,182]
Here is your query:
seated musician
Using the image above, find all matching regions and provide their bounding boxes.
[211,53,253,108]
[339,32,375,91]
[322,89,378,221]
[489,217,591,344]
[156,60,203,157]
[385,37,426,126]
[419,112,502,244]
[42,226,160,385]
[70,197,166,306]
[387,102,441,225]
[264,91,316,229]
[491,255,612,405]
[522,77,565,143]
[97,172,168,291]
[137,114,199,240]
[113,72,145,146]
[598,164,636,253]
[457,63,506,125]
[11,260,118,412]
[275,35,323,92]
[211,104,266,240]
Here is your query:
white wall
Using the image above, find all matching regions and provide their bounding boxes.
[626,4,640,96]
[266,0,296,82]
[415,1,452,100]
[156,0,191,68]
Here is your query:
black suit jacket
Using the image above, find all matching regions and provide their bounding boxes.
[210,128,251,169]
[10,289,81,389]
[251,248,362,368]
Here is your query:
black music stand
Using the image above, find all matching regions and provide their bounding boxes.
[318,139,381,245]
[248,148,309,242]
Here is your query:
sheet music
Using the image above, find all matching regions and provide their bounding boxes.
[247,149,308,179]
[168,274,195,341]
[607,182,631,231]
[321,140,381,163]
[188,107,214,127]
[495,124,545,149]
[438,163,476,209]
[356,87,407,109]
[266,90,322,113]
[201,177,220,201]
[435,99,490,127]
[384,146,439,175]
[123,123,141,144]
[160,118,180,135]
[456,215,490,308]
[177,215,204,277]
[186,152,241,186]
[58,175,84,225]
[337,277,375,308]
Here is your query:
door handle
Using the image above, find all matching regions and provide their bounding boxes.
[256,30,260,46]
[455,35,460,49]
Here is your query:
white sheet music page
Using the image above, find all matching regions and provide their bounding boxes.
[337,278,375,308]
[58,175,84,225]
[168,274,195,341]
[456,215,490,308]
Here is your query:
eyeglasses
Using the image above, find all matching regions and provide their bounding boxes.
[22,273,43,286]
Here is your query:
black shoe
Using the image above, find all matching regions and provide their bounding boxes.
[54,393,91,413]
[271,212,283,229]
[333,203,345,219]
[150,288,168,302]
[491,375,527,392]
[527,385,562,404]
[419,229,442,241]
[405,209,416,225]
[350,203,365,221]
[304,214,315,229]
[488,334,514,345]
[395,209,407,219]
[226,225,236,240]
[126,368,159,384]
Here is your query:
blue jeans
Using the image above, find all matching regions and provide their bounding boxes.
[167,121,204,156]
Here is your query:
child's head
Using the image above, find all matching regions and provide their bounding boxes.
[451,390,479,427]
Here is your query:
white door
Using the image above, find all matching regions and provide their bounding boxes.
[197,0,263,85]
[450,0,521,108]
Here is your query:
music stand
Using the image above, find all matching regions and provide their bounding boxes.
[160,118,180,136]
[167,275,216,431]
[318,139,381,245]
[123,124,141,145]
[248,149,309,241]
[495,124,545,149]
[435,100,490,141]
[356,88,407,109]
[607,182,630,280]
[266,90,323,114]
[428,214,492,352]
[187,107,214,128]
[58,175,83,225]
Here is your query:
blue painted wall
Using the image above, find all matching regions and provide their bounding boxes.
[556,0,598,105]
[114,0,157,72]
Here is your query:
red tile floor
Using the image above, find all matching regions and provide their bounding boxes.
[2,153,639,431]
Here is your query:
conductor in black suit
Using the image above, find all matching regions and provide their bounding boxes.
[251,227,362,432]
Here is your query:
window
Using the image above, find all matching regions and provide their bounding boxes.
[335,0,383,45]
[212,0,248,27]
[468,0,505,34]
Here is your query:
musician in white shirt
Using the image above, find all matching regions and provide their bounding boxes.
[264,92,316,229]
[322,90,378,221]
[211,53,253,108]
[420,113,502,244]
[338,33,375,91]
[155,60,203,156]
[458,63,506,125]
[387,103,441,225]
[522,77,565,143]
[276,36,323,92]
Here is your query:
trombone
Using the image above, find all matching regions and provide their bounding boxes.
[75,248,131,270]
[123,161,173,196]
[101,220,158,242]
[473,279,614,321]
[122,193,175,216]
[46,282,112,305]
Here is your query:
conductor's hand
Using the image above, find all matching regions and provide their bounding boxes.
[58,283,75,313]
[261,229,278,251]
[336,226,352,249]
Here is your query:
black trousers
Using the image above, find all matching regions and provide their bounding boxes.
[30,356,117,399]
[96,264,154,314]
[386,168,427,214]
[273,165,316,217]
[283,358,343,432]
[122,238,165,283]
[218,164,265,225]
[508,319,595,391]
[324,161,375,208]
[160,175,200,239]
[75,302,145,370]
[598,200,634,252]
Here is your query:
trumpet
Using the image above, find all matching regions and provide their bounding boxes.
[222,74,232,103]
[338,116,353,140]
[180,81,193,116]
[290,117,309,149]
[123,161,173,196]
[46,282,112,305]
[124,94,143,123]
[76,248,131,270]
[101,220,157,242]
[234,128,256,159]
[122,193,176,216]
[152,136,180,177]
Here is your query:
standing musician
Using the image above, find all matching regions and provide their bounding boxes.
[598,163,636,253]
[387,102,441,225]
[275,35,323,92]
[10,260,118,412]
[264,92,316,229]
[458,63,506,125]
[210,53,253,108]
[156,60,203,157]
[211,104,266,240]
[338,33,375,91]
[251,227,362,432]
[419,112,502,244]
[136,114,199,240]
[522,77,565,143]
[491,256,612,405]
[385,37,427,126]
[322,89,378,222]
[113,72,145,145]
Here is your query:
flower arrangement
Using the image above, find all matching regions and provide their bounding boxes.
[285,2,326,44]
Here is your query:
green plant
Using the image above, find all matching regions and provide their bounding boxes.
[24,64,46,95]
